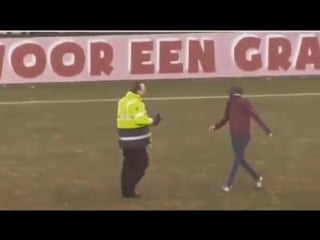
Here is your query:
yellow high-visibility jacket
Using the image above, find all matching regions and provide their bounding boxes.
[116,91,153,148]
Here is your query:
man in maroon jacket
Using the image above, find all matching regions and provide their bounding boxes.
[209,86,272,192]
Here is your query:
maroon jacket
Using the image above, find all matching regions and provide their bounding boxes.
[214,96,271,137]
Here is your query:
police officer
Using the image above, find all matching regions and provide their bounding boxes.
[116,82,162,198]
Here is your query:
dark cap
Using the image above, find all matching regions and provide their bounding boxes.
[226,86,243,95]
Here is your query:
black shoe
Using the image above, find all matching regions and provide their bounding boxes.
[122,193,141,199]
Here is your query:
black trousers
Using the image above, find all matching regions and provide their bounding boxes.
[121,147,149,196]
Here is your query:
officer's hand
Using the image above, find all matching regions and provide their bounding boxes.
[153,114,162,126]
[268,132,273,137]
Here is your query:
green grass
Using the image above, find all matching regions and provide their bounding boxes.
[0,77,320,210]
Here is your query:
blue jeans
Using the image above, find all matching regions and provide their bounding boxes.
[226,136,260,187]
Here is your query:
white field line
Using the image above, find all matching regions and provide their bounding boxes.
[0,92,319,105]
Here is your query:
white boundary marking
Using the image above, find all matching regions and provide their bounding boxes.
[0,92,320,105]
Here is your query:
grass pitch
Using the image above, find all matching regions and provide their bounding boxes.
[0,77,319,210]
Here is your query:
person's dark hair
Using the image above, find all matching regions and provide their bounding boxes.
[227,86,243,95]
[131,81,143,93]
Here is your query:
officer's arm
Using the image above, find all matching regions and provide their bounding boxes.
[133,102,153,126]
